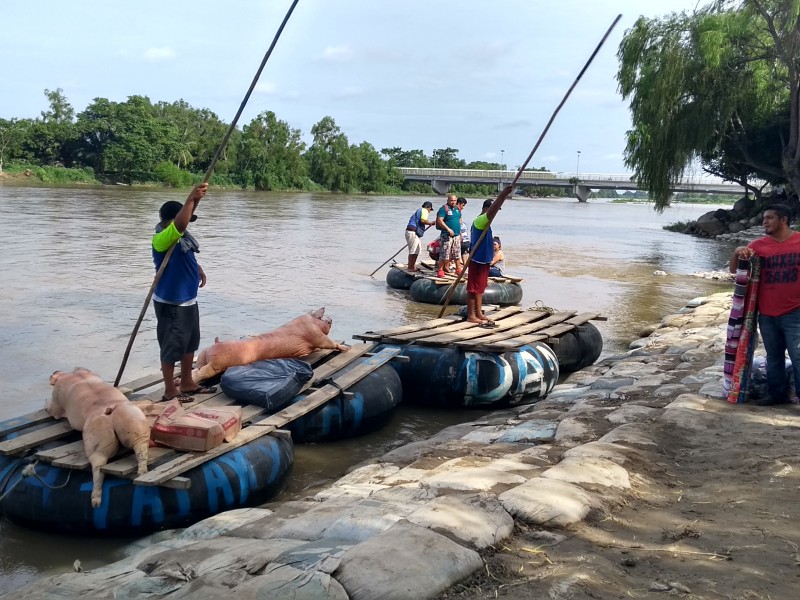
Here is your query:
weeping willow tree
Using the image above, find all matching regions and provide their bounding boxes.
[617,0,800,211]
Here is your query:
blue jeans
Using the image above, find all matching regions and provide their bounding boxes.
[489,266,503,277]
[758,308,800,400]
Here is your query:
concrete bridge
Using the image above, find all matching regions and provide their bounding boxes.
[398,167,750,201]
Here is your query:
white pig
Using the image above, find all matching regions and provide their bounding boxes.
[47,368,150,508]
[193,307,349,382]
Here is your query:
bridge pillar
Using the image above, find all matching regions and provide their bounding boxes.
[574,184,590,202]
[431,179,451,195]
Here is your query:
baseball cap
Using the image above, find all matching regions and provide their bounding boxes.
[482,199,494,209]
[422,201,434,209]
[159,200,197,222]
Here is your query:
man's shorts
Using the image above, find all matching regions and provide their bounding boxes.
[460,240,470,256]
[154,301,200,363]
[467,262,490,294]
[438,232,461,261]
[405,230,421,255]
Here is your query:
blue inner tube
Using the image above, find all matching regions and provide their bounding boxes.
[0,430,293,536]
[285,364,402,443]
[409,278,523,306]
[375,342,558,408]
[386,267,416,290]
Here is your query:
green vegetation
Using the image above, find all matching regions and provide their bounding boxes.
[617,0,799,212]
[662,219,695,232]
[0,89,520,194]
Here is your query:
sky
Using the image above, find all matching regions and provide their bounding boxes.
[0,0,705,176]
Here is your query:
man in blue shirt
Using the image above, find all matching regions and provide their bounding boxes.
[152,183,216,402]
[466,186,512,326]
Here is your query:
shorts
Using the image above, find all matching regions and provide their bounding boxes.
[154,301,200,363]
[438,232,461,261]
[460,240,470,255]
[467,262,490,294]
[405,230,421,255]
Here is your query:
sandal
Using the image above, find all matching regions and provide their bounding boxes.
[182,385,217,395]
[478,321,498,329]
[161,393,194,403]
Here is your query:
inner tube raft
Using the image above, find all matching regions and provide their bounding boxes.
[409,277,523,306]
[284,364,402,443]
[553,322,604,372]
[374,342,558,408]
[386,266,416,290]
[0,430,293,536]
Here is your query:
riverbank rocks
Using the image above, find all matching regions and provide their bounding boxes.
[8,291,757,600]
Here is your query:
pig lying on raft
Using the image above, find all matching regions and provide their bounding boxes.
[193,307,350,383]
[47,368,150,508]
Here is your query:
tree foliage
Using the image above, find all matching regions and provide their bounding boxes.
[617,0,800,210]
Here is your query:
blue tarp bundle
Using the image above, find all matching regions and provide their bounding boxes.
[220,358,314,411]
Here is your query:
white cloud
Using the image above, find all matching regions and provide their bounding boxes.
[318,44,355,62]
[255,81,276,95]
[142,47,176,62]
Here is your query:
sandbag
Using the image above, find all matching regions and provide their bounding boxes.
[220,358,314,411]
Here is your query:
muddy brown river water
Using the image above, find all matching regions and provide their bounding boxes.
[0,183,737,593]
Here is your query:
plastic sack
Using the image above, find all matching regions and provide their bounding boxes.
[220,358,314,411]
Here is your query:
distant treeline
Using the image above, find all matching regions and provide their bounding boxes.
[0,88,571,196]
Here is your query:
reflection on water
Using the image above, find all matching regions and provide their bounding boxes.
[0,185,737,593]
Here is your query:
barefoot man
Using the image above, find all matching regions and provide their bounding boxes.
[466,186,513,325]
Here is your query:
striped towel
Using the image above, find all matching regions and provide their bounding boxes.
[726,258,761,403]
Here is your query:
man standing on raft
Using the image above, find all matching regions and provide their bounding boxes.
[152,183,217,402]
[405,200,435,272]
[466,186,513,326]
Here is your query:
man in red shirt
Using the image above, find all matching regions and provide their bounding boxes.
[730,203,800,405]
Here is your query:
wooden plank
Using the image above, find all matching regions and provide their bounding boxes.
[450,311,575,347]
[0,410,52,437]
[354,315,464,341]
[372,306,524,344]
[0,421,75,455]
[418,309,548,344]
[564,312,605,324]
[116,372,164,396]
[98,447,178,476]
[468,333,550,353]
[133,347,402,486]
[446,311,552,346]
[36,440,84,462]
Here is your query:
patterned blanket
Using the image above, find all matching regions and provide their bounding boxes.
[723,257,761,403]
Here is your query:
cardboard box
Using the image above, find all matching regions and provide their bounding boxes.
[151,401,242,452]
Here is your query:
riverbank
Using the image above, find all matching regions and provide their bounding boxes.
[6,290,797,600]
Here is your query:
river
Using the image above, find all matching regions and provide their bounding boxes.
[0,183,737,593]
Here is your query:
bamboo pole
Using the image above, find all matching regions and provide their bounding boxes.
[114,0,302,387]
[436,14,622,318]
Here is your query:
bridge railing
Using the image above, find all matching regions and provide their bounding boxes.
[397,167,748,187]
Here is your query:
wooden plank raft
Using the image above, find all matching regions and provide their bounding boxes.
[0,343,399,489]
[390,261,524,284]
[354,307,605,352]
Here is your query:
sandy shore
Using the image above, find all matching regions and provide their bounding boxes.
[6,291,799,600]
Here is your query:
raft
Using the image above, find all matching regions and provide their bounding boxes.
[0,346,403,536]
[284,364,402,442]
[0,431,292,536]
[409,277,523,306]
[374,342,558,408]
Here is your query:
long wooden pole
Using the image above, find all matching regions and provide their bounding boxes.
[436,14,622,318]
[369,245,407,278]
[114,0,302,387]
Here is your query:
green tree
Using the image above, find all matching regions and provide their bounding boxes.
[236,110,306,190]
[306,116,358,192]
[76,96,179,180]
[380,147,430,167]
[617,0,799,210]
[0,118,24,172]
[430,147,466,169]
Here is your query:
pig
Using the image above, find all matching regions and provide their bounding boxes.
[193,307,350,382]
[47,368,150,508]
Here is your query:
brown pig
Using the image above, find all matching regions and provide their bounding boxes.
[193,307,350,382]
[47,368,150,508]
